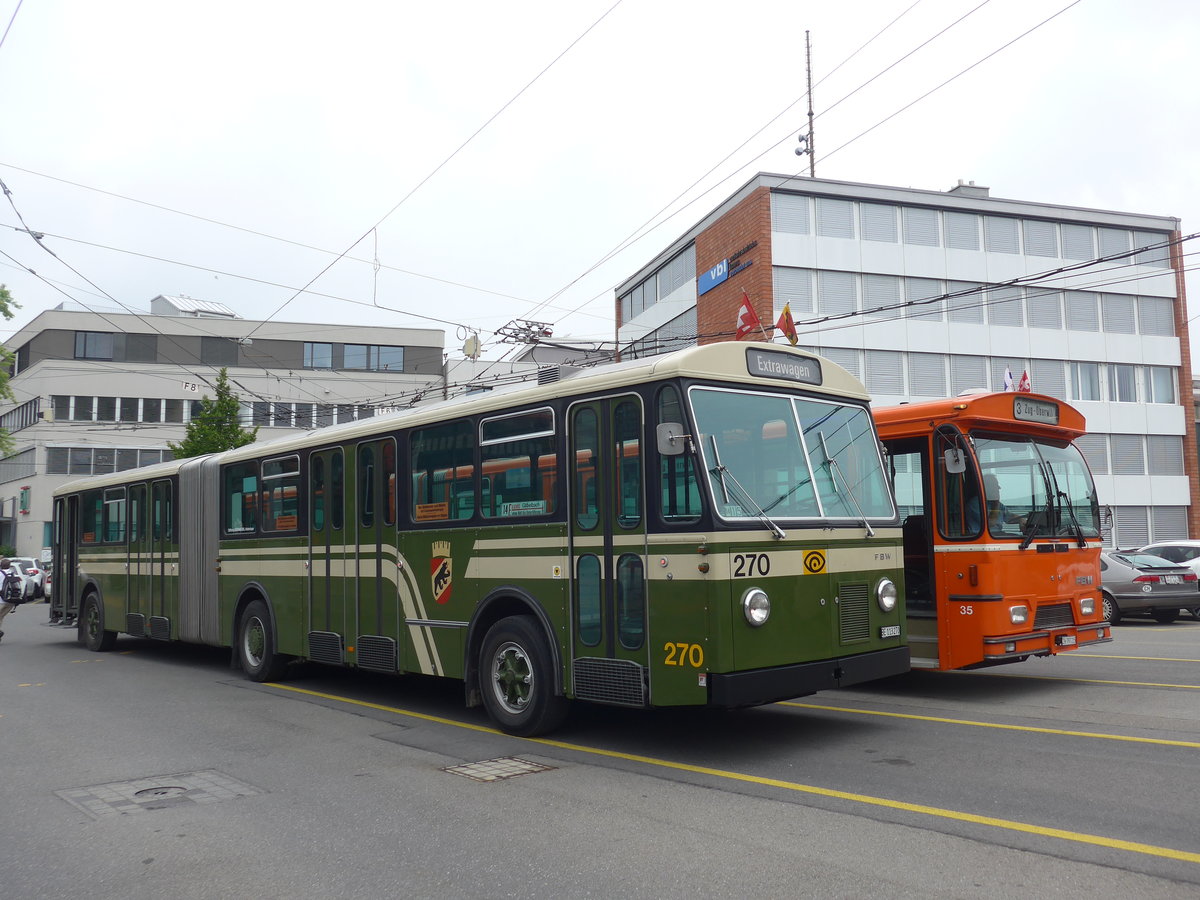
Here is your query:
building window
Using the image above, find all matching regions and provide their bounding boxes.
[1107,364,1137,402]
[97,397,117,421]
[902,207,939,246]
[944,212,979,250]
[859,203,897,242]
[75,332,114,360]
[304,342,333,368]
[1069,362,1100,401]
[1138,296,1175,336]
[344,344,405,372]
[143,399,162,423]
[1145,366,1175,403]
[119,397,139,422]
[816,198,854,238]
[201,336,238,366]
[1060,223,1094,260]
[983,217,1020,254]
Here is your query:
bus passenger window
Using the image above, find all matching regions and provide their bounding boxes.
[262,456,300,532]
[103,487,126,543]
[223,463,258,534]
[480,408,557,519]
[412,421,475,522]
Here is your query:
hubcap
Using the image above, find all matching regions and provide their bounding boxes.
[490,640,532,714]
[243,617,266,667]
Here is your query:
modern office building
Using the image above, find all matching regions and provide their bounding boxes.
[0,296,447,557]
[616,173,1195,547]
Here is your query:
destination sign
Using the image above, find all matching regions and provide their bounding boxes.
[746,348,822,386]
[1013,396,1059,425]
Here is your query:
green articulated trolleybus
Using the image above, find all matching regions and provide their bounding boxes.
[51,341,909,735]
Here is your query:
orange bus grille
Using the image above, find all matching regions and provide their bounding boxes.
[1033,603,1074,629]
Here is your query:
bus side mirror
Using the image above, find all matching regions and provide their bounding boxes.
[657,423,690,456]
[943,448,966,474]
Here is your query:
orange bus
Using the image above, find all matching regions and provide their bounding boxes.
[873,392,1109,669]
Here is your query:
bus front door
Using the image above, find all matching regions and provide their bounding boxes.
[127,483,151,637]
[308,448,350,667]
[568,396,650,708]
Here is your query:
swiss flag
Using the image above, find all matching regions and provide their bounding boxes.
[1017,370,1032,392]
[735,290,763,340]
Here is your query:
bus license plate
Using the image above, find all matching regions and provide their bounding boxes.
[1057,635,1077,646]
[880,625,901,639]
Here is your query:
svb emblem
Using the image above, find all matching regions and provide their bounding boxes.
[431,541,453,605]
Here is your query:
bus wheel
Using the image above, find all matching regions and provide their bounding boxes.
[1101,592,1120,625]
[480,616,569,737]
[238,600,289,682]
[79,593,117,652]
[1152,609,1179,625]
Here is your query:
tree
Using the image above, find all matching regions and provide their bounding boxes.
[0,284,20,456]
[168,368,258,459]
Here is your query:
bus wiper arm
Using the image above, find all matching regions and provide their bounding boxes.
[1019,496,1052,551]
[818,432,874,538]
[1059,490,1087,548]
[707,436,786,540]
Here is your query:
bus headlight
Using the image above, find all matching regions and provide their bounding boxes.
[742,588,770,626]
[1080,597,1095,616]
[1009,605,1029,625]
[876,578,897,613]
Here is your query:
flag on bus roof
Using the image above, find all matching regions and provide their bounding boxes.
[1003,367,1015,392]
[775,303,798,345]
[1017,369,1032,392]
[735,290,763,340]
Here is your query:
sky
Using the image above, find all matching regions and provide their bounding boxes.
[1,0,1197,364]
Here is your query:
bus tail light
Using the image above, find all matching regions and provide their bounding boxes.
[1009,605,1029,625]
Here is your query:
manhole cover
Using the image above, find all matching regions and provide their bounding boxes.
[134,786,188,800]
[57,770,263,819]
[442,756,556,783]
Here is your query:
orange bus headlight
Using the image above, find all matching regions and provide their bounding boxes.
[1080,597,1095,616]
[742,588,771,627]
[876,578,897,613]
[1009,605,1029,625]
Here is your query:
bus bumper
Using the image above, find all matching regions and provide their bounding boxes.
[708,646,910,707]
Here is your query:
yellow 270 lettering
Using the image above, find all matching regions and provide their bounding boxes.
[663,641,704,668]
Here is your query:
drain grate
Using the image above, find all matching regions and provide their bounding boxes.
[57,770,263,819]
[442,756,556,783]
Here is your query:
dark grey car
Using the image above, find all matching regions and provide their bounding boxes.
[1100,550,1197,624]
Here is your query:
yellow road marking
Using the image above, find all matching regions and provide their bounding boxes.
[781,702,1200,748]
[984,673,1200,690]
[1069,654,1200,662]
[267,682,1200,865]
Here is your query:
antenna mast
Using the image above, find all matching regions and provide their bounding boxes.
[795,31,815,176]
[805,30,815,177]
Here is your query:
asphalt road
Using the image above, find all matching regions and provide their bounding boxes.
[2,603,1199,899]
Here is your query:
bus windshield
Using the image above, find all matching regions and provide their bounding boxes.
[974,434,1100,540]
[690,387,895,523]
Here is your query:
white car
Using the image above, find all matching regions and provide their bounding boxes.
[10,558,45,600]
[1138,541,1200,619]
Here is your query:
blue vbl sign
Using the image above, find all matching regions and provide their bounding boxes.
[697,258,728,296]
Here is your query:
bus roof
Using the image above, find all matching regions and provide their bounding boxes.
[54,341,870,496]
[872,391,1087,441]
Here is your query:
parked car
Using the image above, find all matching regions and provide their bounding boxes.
[43,567,52,600]
[1100,550,1197,624]
[1138,540,1200,619]
[11,558,45,600]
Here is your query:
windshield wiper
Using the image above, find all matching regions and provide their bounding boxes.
[708,435,786,540]
[818,432,874,538]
